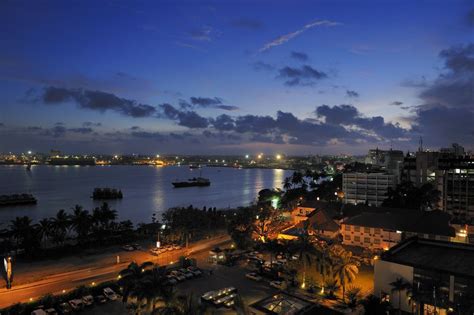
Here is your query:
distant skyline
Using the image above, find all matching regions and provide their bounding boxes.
[1,0,473,155]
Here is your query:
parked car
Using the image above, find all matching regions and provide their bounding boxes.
[122,245,135,251]
[44,308,58,315]
[170,270,186,281]
[68,299,84,311]
[172,244,182,250]
[178,268,194,279]
[131,243,142,250]
[165,275,178,285]
[95,295,107,304]
[245,272,262,281]
[187,266,202,277]
[82,295,94,306]
[103,287,118,300]
[269,280,287,290]
[57,302,72,314]
[31,310,47,315]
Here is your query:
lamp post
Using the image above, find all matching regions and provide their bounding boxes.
[3,257,12,289]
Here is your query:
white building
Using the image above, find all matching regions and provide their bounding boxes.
[343,172,397,207]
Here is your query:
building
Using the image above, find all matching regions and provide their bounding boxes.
[341,210,455,250]
[281,207,341,240]
[403,151,474,218]
[365,148,404,172]
[343,172,397,206]
[374,237,474,314]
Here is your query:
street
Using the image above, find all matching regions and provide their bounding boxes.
[0,235,230,309]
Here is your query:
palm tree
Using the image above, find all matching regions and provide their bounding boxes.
[119,261,155,303]
[345,286,362,309]
[283,177,293,191]
[390,277,409,314]
[9,216,34,253]
[290,220,315,289]
[333,251,359,301]
[130,266,171,312]
[70,205,91,245]
[153,293,205,315]
[291,171,305,187]
[36,218,52,248]
[323,277,340,299]
[50,209,71,246]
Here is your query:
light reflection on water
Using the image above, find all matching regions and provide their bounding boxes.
[0,165,292,226]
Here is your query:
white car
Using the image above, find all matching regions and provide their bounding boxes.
[270,280,287,290]
[82,295,94,306]
[68,299,84,310]
[245,272,262,281]
[122,245,135,251]
[165,275,178,285]
[178,268,194,279]
[170,271,186,281]
[103,287,118,301]
[187,266,202,277]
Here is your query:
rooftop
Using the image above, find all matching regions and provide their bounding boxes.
[382,237,474,278]
[250,292,339,314]
[342,210,455,237]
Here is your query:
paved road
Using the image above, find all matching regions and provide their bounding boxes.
[0,235,230,309]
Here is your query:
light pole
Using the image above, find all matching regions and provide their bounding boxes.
[3,257,12,289]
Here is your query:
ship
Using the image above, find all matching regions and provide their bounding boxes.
[0,194,37,206]
[92,188,123,200]
[172,177,211,188]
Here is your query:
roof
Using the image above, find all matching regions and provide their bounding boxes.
[251,292,339,315]
[306,209,340,232]
[342,210,455,237]
[382,237,474,279]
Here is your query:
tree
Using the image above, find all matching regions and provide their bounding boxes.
[283,177,292,191]
[390,277,409,314]
[323,277,340,299]
[50,209,71,246]
[252,204,282,242]
[9,216,37,254]
[227,208,255,249]
[119,261,154,303]
[333,251,359,301]
[382,181,441,210]
[345,286,362,309]
[289,220,316,289]
[37,218,52,248]
[70,205,91,245]
[361,294,390,315]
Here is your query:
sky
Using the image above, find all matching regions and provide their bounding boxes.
[0,0,473,155]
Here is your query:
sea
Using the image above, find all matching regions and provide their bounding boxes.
[0,165,291,227]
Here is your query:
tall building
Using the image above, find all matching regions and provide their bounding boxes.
[365,148,404,173]
[343,172,397,206]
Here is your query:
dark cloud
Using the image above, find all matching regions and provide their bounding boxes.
[252,61,275,72]
[68,127,93,134]
[83,121,102,127]
[290,51,309,62]
[390,101,404,106]
[467,8,474,26]
[346,90,359,98]
[180,97,239,111]
[41,87,157,118]
[231,18,263,30]
[277,65,328,86]
[234,115,277,134]
[316,104,407,139]
[26,126,42,131]
[158,104,209,128]
[130,126,140,130]
[130,131,165,141]
[212,114,235,131]
[40,125,67,138]
[0,123,4,127]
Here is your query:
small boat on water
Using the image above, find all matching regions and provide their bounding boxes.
[92,188,123,200]
[172,177,210,188]
[0,194,37,206]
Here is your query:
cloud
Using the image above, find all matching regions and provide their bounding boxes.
[130,131,166,141]
[390,101,404,106]
[346,90,359,98]
[231,18,263,30]
[277,65,328,86]
[158,104,209,128]
[82,121,102,127]
[130,126,140,130]
[467,8,474,26]
[252,61,275,72]
[211,114,235,131]
[0,123,4,127]
[68,127,94,134]
[189,26,214,41]
[180,97,239,111]
[41,87,157,118]
[290,51,309,62]
[259,19,340,52]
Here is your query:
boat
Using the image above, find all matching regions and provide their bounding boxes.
[172,177,210,188]
[0,194,37,206]
[92,188,123,199]
[189,164,201,169]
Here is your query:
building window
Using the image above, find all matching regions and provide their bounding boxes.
[354,236,360,242]
[345,225,351,231]
[344,235,351,241]
[354,226,360,232]
[364,227,371,233]
[374,238,381,244]
[364,237,370,243]
[374,228,381,234]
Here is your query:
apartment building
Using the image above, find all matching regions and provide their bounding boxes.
[341,210,455,250]
[374,237,474,314]
[343,172,397,206]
